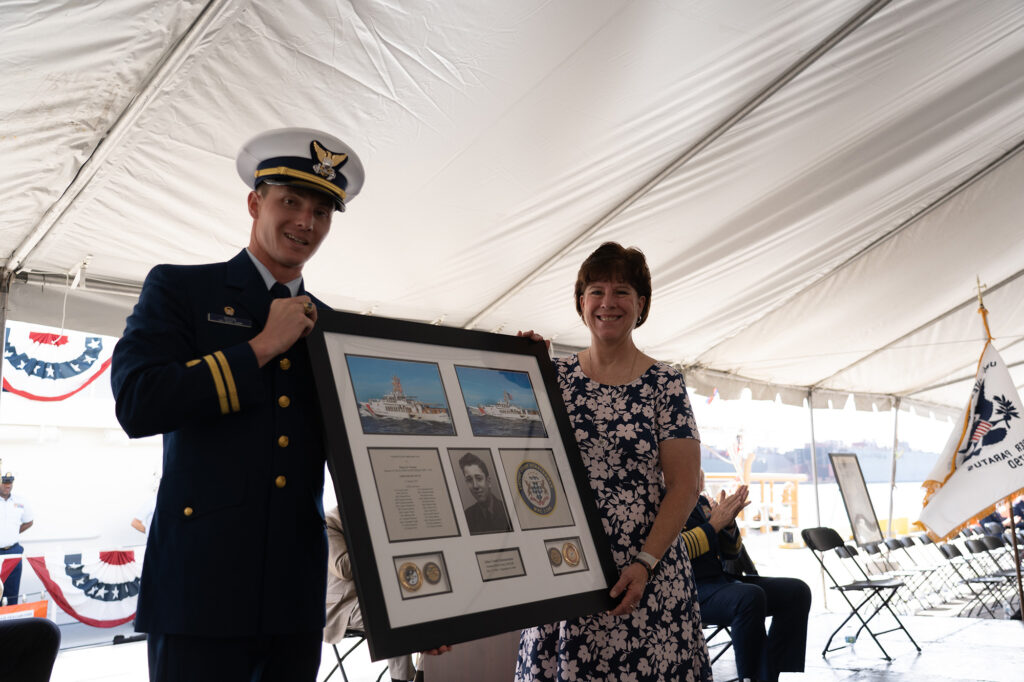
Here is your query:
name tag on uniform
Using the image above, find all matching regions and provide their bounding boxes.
[207,313,252,328]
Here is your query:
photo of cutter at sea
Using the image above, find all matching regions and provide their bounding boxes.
[347,355,456,436]
[455,365,548,438]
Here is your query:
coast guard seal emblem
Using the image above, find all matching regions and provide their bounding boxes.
[959,376,1020,465]
[516,460,556,515]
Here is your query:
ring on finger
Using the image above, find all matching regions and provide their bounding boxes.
[303,302,315,315]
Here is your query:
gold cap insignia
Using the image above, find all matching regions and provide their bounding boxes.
[311,140,348,181]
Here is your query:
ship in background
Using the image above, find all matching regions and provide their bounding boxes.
[477,391,541,421]
[361,375,452,423]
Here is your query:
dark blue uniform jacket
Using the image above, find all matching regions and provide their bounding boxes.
[111,250,328,637]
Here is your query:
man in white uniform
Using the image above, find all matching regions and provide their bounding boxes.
[0,472,34,605]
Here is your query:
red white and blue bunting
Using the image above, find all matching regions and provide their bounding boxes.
[28,551,140,628]
[1,555,20,583]
[2,320,115,401]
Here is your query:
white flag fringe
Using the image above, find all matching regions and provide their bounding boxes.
[919,342,1024,540]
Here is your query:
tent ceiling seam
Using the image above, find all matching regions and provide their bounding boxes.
[814,264,1024,397]
[810,202,1024,391]
[5,0,232,275]
[462,0,892,331]
[904,334,1024,397]
[693,134,1024,367]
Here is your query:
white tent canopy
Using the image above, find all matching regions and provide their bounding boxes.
[2,0,1023,414]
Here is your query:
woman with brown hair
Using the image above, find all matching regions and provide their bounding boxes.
[516,242,711,681]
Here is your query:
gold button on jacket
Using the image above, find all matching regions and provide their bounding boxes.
[278,435,289,448]
[183,506,194,517]
[278,395,290,408]
[279,357,291,370]
[275,475,287,488]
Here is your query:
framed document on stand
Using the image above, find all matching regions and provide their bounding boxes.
[308,310,617,660]
[829,452,884,547]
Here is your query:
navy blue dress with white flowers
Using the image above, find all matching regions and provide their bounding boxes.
[515,355,712,682]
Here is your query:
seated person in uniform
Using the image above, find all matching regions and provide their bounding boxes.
[981,497,1024,532]
[681,472,811,682]
[980,508,1009,534]
[325,505,419,682]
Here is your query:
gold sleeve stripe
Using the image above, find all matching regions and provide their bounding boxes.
[213,350,240,413]
[202,354,230,415]
[186,359,201,367]
[724,534,742,555]
[681,527,710,560]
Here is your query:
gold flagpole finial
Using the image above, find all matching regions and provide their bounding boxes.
[976,276,993,341]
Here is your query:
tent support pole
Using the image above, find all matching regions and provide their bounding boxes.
[808,390,821,527]
[807,390,827,608]
[886,398,901,537]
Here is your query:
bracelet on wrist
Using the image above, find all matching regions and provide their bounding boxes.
[636,551,659,570]
[634,559,652,581]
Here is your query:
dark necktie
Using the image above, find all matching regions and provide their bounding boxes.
[270,282,291,299]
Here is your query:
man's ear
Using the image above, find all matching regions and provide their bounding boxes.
[247,190,261,219]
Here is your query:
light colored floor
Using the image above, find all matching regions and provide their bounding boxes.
[47,529,1024,681]
[717,612,1024,682]
[48,612,1024,682]
[50,637,387,682]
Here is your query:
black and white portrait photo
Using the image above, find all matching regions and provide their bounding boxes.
[449,448,512,535]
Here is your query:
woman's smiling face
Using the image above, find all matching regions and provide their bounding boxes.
[579,279,645,344]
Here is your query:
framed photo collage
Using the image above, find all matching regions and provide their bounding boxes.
[309,310,617,660]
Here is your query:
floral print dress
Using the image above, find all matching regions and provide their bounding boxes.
[515,355,712,682]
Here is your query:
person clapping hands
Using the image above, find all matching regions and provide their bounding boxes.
[705,483,751,532]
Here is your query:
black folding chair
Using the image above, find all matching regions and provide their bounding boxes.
[320,629,388,682]
[984,521,1005,536]
[1003,528,1024,570]
[802,527,920,660]
[964,538,1017,615]
[704,624,734,665]
[977,534,1018,574]
[875,538,938,612]
[896,535,959,608]
[936,543,1006,618]
[917,534,969,602]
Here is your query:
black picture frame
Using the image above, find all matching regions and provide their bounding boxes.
[829,452,884,546]
[309,310,617,660]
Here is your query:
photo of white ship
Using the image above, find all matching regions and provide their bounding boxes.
[347,355,455,436]
[455,365,548,438]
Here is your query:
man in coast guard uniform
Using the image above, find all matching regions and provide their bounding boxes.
[0,472,34,606]
[111,128,364,682]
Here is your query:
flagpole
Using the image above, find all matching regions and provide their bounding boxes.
[978,277,1024,620]
[0,269,11,417]
[1005,495,1024,620]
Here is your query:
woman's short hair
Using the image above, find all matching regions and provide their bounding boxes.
[573,242,652,327]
